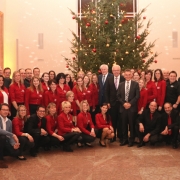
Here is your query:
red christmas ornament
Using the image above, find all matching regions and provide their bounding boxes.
[142,59,145,63]
[143,16,146,19]
[92,48,96,53]
[66,65,69,68]
[72,16,76,19]
[154,60,157,63]
[121,18,128,24]
[72,57,76,60]
[105,20,109,24]
[86,23,91,27]
[98,69,102,74]
[120,3,124,7]
[136,35,141,40]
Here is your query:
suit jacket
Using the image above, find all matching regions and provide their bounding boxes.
[98,73,113,105]
[105,75,125,107]
[160,109,179,131]
[25,114,47,135]
[117,80,139,113]
[137,109,161,135]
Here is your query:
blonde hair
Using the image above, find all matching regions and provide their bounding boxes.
[11,71,24,85]
[61,101,71,110]
[80,100,90,112]
[16,105,27,122]
[66,91,74,99]
[46,102,57,117]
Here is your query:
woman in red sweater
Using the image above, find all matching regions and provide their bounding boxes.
[144,70,157,106]
[56,73,70,111]
[77,100,96,147]
[57,101,81,152]
[9,71,26,119]
[0,75,9,104]
[25,77,44,115]
[46,103,64,147]
[12,105,34,160]
[154,69,166,112]
[41,72,50,92]
[95,103,114,147]
[138,79,148,114]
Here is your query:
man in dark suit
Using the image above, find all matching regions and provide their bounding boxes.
[159,102,179,149]
[136,101,161,147]
[3,67,12,89]
[98,64,112,106]
[105,65,125,142]
[117,69,139,147]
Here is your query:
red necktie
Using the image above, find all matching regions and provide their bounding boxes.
[150,113,153,120]
[168,115,172,135]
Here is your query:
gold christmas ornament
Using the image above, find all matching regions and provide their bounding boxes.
[106,44,110,47]
[119,24,122,27]
[110,14,113,17]
[121,58,123,60]
[125,51,129,54]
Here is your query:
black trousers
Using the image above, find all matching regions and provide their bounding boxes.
[30,133,50,151]
[0,135,20,159]
[49,136,63,147]
[120,109,136,143]
[18,136,34,156]
[81,133,96,143]
[29,104,39,115]
[63,132,81,146]
[10,102,24,120]
[110,102,121,140]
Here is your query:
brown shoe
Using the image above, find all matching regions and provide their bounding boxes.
[0,160,8,168]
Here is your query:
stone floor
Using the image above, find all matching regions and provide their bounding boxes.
[1,140,180,180]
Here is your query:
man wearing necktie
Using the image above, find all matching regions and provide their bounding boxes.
[105,65,125,142]
[159,103,179,149]
[117,69,139,147]
[136,101,161,147]
[98,64,113,106]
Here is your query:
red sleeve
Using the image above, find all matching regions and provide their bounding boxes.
[95,114,110,129]
[147,82,157,102]
[12,118,23,136]
[9,84,15,102]
[88,113,95,129]
[44,91,49,108]
[25,88,31,115]
[72,87,78,101]
[77,113,91,135]
[159,80,166,106]
[72,101,77,116]
[58,114,72,133]
[142,90,148,109]
[40,92,44,106]
[46,116,54,135]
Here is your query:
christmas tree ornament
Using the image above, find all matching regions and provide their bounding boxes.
[105,20,109,24]
[91,10,96,14]
[142,60,145,63]
[92,48,97,53]
[98,69,102,74]
[72,16,76,19]
[154,60,157,63]
[121,58,123,60]
[120,3,124,7]
[66,65,69,68]
[86,23,91,27]
[136,35,141,39]
[110,14,114,17]
[119,24,122,27]
[106,44,110,47]
[72,57,76,60]
[143,16,146,19]
[125,51,129,54]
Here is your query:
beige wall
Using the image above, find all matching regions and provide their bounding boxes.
[1,0,180,75]
[139,0,180,75]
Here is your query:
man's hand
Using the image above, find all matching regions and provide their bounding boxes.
[41,129,48,136]
[143,133,150,142]
[123,103,131,109]
[139,123,144,132]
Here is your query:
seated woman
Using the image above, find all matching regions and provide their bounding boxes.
[95,103,114,147]
[77,100,96,147]
[46,103,64,147]
[12,105,35,160]
[57,101,81,152]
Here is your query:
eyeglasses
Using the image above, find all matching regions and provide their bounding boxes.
[38,110,45,113]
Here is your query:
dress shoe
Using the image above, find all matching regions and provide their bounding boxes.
[63,145,73,152]
[137,142,145,148]
[120,140,128,146]
[0,160,8,168]
[17,156,27,160]
[128,142,134,147]
[172,143,178,149]
[99,141,106,147]
[77,142,83,148]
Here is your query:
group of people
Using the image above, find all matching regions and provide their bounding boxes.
[0,64,180,169]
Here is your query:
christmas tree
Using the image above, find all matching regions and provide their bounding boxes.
[65,0,158,75]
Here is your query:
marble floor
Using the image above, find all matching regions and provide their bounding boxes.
[1,140,180,180]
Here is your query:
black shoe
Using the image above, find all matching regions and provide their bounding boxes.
[128,142,134,147]
[120,140,128,146]
[63,145,73,152]
[77,142,83,148]
[137,142,145,148]
[150,142,155,146]
[99,141,106,147]
[17,156,27,160]
[172,143,178,149]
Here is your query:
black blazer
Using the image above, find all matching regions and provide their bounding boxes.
[117,80,139,113]
[105,75,125,107]
[25,114,47,135]
[137,109,161,135]
[98,73,113,105]
[160,109,179,131]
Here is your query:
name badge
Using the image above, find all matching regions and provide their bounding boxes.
[22,90,24,92]
[87,91,91,93]
[171,85,174,88]
[54,99,57,102]
[157,87,160,89]
[83,93,86,95]
[64,90,67,93]
[39,95,42,97]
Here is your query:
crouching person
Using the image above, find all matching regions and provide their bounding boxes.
[0,103,20,168]
[136,101,161,147]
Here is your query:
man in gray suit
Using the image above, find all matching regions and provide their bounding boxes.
[117,69,140,147]
[0,103,20,168]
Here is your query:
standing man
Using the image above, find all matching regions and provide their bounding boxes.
[24,68,32,88]
[98,64,112,106]
[105,65,125,142]
[117,69,139,147]
[33,67,40,78]
[3,67,12,89]
[162,69,169,83]
[0,103,20,168]
[19,68,26,80]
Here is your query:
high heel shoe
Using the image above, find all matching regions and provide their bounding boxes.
[17,156,27,160]
[77,142,83,148]
[99,141,106,147]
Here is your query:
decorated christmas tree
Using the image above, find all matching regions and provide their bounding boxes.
[65,0,158,75]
